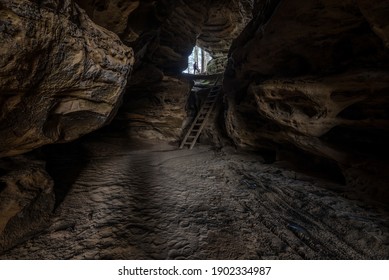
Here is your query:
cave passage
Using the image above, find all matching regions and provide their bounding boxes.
[1,134,388,259]
[1,0,389,261]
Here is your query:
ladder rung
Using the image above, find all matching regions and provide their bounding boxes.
[180,77,223,149]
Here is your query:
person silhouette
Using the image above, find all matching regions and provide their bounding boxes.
[193,62,200,74]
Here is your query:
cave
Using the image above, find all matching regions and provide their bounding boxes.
[0,0,388,260]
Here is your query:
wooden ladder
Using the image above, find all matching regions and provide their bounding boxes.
[180,78,222,149]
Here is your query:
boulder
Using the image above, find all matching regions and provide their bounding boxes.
[0,0,134,158]
[0,156,55,252]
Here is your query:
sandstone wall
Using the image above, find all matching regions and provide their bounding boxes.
[225,0,389,201]
[0,0,134,251]
[0,0,134,157]
[0,156,55,252]
[74,0,254,141]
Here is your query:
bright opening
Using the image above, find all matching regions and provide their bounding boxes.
[183,45,212,74]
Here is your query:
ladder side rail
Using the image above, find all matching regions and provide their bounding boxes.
[180,111,204,148]
[180,79,223,149]
[188,87,221,149]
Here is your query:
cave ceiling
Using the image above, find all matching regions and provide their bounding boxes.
[75,0,255,73]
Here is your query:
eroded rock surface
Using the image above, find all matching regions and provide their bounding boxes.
[0,0,134,157]
[1,0,388,259]
[0,156,54,252]
[75,0,254,141]
[76,0,253,69]
[117,75,190,141]
[225,0,389,200]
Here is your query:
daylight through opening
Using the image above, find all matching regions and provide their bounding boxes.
[183,45,212,74]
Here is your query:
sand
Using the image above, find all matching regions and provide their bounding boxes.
[1,134,388,259]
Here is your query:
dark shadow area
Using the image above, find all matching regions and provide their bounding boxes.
[42,141,89,209]
[275,147,346,185]
[0,167,7,177]
[121,153,163,259]
[0,180,6,192]
[254,148,278,164]
[321,126,389,160]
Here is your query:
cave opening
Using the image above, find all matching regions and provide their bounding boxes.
[183,45,213,75]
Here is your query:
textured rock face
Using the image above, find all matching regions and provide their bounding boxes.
[0,157,55,252]
[76,0,254,70]
[225,0,389,200]
[0,0,252,251]
[75,0,254,141]
[117,75,190,141]
[0,0,134,158]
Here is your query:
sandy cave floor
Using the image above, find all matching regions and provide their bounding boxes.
[1,134,389,259]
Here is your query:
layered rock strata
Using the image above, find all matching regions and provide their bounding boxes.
[0,0,133,250]
[0,0,134,157]
[225,0,389,201]
[117,75,190,141]
[75,0,254,140]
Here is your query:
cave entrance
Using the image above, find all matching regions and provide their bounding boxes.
[183,45,212,75]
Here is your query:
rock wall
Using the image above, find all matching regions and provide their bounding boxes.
[0,156,55,252]
[225,0,389,201]
[2,0,388,253]
[0,0,134,251]
[117,74,190,141]
[0,0,134,158]
[76,0,254,69]
[0,0,254,250]
[75,0,254,141]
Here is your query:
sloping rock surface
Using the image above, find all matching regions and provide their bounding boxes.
[0,156,54,252]
[117,75,190,141]
[76,0,254,68]
[225,0,389,200]
[0,0,134,157]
